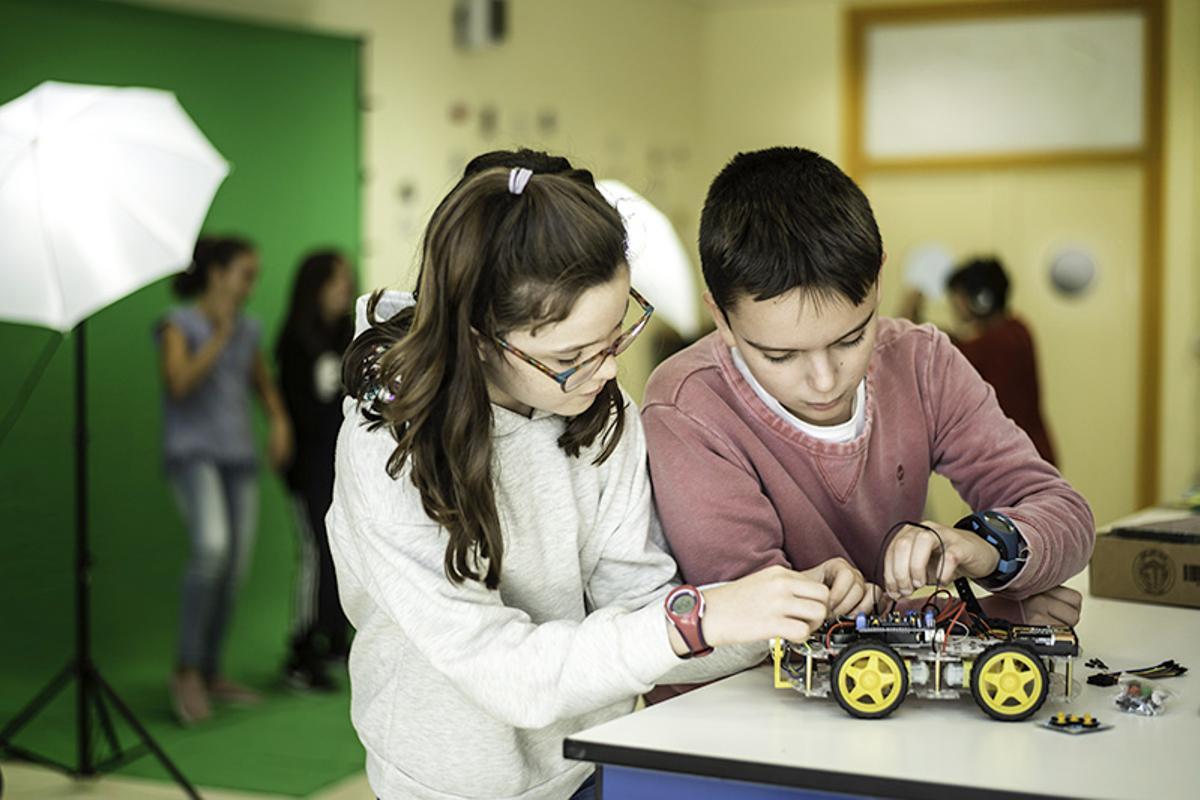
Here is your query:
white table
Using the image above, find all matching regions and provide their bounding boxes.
[565,509,1200,799]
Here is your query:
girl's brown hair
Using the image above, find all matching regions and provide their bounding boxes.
[344,163,628,590]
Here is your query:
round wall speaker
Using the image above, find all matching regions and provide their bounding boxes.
[1048,248,1097,297]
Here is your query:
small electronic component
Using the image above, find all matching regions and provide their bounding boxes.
[1114,678,1172,716]
[1042,711,1111,735]
[1085,657,1187,686]
[1010,625,1080,657]
[841,610,936,645]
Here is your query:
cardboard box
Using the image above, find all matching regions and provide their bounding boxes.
[1090,513,1200,608]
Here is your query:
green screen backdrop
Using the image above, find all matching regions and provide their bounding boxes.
[0,0,364,793]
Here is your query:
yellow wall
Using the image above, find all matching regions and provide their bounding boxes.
[696,0,1199,518]
[125,0,706,398]
[865,164,1148,526]
[127,0,703,283]
[1160,0,1200,505]
[128,0,1198,513]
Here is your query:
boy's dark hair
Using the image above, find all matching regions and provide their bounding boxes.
[699,147,882,311]
[948,256,1010,318]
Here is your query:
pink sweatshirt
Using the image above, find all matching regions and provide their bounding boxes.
[642,318,1095,603]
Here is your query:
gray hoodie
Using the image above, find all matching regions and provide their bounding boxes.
[326,293,761,799]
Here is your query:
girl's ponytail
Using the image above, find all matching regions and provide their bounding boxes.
[345,159,628,590]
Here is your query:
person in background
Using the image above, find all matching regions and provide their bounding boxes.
[275,249,355,690]
[905,256,1057,465]
[158,235,293,725]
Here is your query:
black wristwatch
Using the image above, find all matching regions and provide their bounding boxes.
[955,510,1026,590]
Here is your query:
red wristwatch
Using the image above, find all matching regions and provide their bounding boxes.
[664,584,713,658]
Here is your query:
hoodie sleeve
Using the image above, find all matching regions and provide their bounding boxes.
[582,404,767,685]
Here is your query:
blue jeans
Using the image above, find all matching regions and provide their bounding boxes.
[168,460,258,677]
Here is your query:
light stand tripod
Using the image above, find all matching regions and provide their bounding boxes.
[0,320,201,799]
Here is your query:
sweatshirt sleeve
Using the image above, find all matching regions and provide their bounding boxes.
[642,401,791,585]
[921,326,1095,599]
[582,411,766,685]
[335,507,683,731]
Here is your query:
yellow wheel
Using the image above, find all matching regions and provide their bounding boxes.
[970,643,1049,721]
[831,642,908,719]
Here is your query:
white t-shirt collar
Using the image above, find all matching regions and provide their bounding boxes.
[730,347,866,443]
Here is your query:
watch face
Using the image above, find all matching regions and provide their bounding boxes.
[670,593,697,615]
[983,510,1015,534]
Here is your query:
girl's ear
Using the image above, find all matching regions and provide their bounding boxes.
[470,328,491,362]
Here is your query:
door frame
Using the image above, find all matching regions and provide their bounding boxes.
[843,0,1166,507]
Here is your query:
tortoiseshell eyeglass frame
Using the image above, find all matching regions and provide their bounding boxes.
[492,287,654,393]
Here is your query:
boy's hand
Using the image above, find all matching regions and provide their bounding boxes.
[1022,586,1082,626]
[883,521,999,599]
[797,557,872,617]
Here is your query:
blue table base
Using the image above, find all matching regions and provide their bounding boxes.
[599,765,861,799]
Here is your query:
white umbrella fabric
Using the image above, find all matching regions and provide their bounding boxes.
[0,80,229,331]
[598,179,702,339]
[0,81,227,799]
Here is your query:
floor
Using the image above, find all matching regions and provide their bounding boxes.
[1,762,373,799]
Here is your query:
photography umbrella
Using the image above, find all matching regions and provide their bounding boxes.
[0,80,229,798]
[597,179,701,339]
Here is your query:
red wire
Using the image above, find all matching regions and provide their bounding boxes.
[942,603,967,653]
[824,621,854,650]
[936,599,964,623]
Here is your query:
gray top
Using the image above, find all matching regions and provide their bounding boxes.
[159,305,261,467]
[327,293,762,800]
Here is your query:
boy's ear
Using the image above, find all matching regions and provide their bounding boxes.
[702,292,738,349]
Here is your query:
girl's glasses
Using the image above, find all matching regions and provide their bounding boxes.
[494,287,654,393]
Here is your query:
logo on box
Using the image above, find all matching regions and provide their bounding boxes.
[1132,548,1175,596]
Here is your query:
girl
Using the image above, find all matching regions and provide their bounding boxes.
[159,236,293,724]
[275,249,356,690]
[329,156,869,799]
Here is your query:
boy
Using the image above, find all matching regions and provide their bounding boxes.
[642,149,1092,700]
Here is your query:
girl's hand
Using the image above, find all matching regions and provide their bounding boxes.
[268,418,293,472]
[797,557,871,618]
[700,565,831,648]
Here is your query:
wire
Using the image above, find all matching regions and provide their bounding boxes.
[941,602,967,654]
[870,520,949,616]
[824,620,854,650]
[921,588,953,617]
[936,598,965,623]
